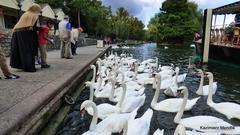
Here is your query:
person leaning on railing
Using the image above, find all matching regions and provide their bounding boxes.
[0,31,20,79]
[10,4,42,72]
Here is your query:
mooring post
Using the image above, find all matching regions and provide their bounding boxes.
[202,9,213,63]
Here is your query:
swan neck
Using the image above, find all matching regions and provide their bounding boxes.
[109,79,116,101]
[96,75,102,92]
[92,66,96,83]
[174,89,188,123]
[121,72,125,83]
[196,72,204,95]
[117,84,126,107]
[152,77,156,89]
[133,63,138,80]
[151,76,161,107]
[89,83,94,101]
[174,124,186,135]
[207,76,214,104]
[89,103,98,131]
[97,61,101,74]
[175,70,179,84]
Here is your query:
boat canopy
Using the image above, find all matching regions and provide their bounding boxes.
[213,1,240,15]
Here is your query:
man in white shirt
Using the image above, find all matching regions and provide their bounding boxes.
[70,27,83,55]
[58,16,72,59]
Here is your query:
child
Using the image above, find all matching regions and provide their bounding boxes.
[38,20,54,68]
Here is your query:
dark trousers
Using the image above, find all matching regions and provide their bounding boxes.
[71,42,77,55]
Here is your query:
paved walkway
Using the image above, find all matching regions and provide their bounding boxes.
[0,45,110,134]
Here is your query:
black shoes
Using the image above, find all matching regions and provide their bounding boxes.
[41,64,50,68]
[4,74,20,79]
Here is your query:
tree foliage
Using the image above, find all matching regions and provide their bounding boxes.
[147,0,202,44]
[35,0,145,40]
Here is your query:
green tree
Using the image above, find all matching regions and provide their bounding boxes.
[147,0,202,44]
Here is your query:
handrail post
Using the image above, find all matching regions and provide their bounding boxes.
[202,9,213,64]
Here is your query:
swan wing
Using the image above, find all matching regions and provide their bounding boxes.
[94,84,112,98]
[177,73,187,83]
[127,109,153,135]
[202,82,218,95]
[121,94,146,113]
[185,97,200,111]
[209,102,240,120]
[156,98,183,112]
[96,111,138,134]
[97,104,121,119]
[155,97,199,112]
[180,116,233,133]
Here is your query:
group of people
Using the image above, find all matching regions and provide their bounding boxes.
[0,3,82,80]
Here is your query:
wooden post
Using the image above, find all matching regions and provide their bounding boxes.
[223,14,226,28]
[203,9,213,63]
[214,15,217,29]
[78,9,81,27]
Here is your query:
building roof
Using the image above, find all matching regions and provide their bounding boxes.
[53,8,65,21]
[213,1,240,15]
[21,0,34,11]
[0,0,19,10]
[39,3,55,19]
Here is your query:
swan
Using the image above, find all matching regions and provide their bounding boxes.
[174,86,240,134]
[126,109,153,135]
[158,63,174,71]
[196,69,217,96]
[177,73,187,83]
[206,72,240,120]
[116,70,142,91]
[85,81,126,119]
[151,74,200,112]
[80,100,138,135]
[95,77,116,99]
[163,67,180,97]
[112,83,146,113]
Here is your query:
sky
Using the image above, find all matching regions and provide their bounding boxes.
[102,0,239,28]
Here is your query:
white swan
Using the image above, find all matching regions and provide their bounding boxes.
[119,86,146,113]
[163,67,180,97]
[81,100,111,135]
[206,72,240,120]
[196,69,217,96]
[126,109,153,135]
[95,78,116,99]
[151,74,200,112]
[177,73,187,83]
[174,86,240,134]
[81,100,138,135]
[85,81,126,120]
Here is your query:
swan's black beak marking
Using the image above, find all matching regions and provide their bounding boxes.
[80,109,86,117]
[177,89,183,96]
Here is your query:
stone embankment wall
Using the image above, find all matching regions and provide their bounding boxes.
[0,36,97,57]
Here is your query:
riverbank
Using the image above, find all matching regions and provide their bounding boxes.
[0,45,110,135]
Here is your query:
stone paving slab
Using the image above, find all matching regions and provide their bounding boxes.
[0,45,110,134]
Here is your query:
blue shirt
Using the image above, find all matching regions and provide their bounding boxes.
[66,22,71,30]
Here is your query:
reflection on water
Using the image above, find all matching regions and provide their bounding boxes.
[56,43,240,135]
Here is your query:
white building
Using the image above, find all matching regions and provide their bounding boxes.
[0,0,65,29]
